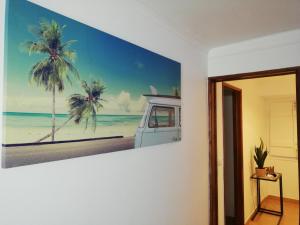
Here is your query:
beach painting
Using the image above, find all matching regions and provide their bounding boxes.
[2,0,181,168]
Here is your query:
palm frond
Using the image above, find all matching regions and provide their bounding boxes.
[62,58,80,79]
[52,56,79,89]
[91,81,105,99]
[60,40,77,51]
[69,94,87,124]
[22,41,50,55]
[94,101,104,110]
[28,24,42,37]
[61,50,77,62]
[81,81,91,95]
[29,58,53,88]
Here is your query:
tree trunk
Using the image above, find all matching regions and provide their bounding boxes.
[51,86,56,142]
[36,117,73,143]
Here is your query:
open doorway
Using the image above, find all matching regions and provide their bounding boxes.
[208,67,300,225]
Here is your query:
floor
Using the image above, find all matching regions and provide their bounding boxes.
[246,196,299,225]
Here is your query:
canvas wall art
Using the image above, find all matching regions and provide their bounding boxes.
[2,0,181,168]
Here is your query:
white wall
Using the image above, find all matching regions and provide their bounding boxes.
[208,29,300,76]
[209,28,300,225]
[0,1,209,225]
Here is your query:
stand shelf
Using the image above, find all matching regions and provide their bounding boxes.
[250,173,283,225]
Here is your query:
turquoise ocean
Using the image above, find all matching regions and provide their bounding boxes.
[3,112,142,144]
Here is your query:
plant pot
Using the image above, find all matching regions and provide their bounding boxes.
[256,168,266,177]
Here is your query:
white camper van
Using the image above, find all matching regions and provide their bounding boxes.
[135,95,181,148]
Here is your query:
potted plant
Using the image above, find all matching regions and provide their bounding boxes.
[254,138,268,177]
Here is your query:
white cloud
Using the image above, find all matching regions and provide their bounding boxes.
[4,95,69,114]
[4,90,147,115]
[134,95,147,112]
[117,91,131,112]
[101,91,147,115]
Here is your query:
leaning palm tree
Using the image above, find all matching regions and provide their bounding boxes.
[36,80,105,142]
[24,20,79,142]
[69,80,106,131]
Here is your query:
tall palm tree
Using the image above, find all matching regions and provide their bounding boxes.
[24,20,79,142]
[36,80,105,142]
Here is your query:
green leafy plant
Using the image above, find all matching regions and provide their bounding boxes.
[254,138,268,169]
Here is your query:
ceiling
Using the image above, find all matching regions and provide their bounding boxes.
[136,0,300,49]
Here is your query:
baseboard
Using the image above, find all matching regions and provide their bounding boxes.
[244,208,258,225]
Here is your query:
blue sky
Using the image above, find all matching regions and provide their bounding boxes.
[4,0,181,114]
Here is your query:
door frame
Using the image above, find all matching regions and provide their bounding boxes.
[208,66,300,225]
[222,82,244,225]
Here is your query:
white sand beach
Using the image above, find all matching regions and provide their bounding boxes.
[2,113,139,168]
[3,136,135,168]
[3,122,138,144]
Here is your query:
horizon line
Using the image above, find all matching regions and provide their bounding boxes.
[3,111,143,116]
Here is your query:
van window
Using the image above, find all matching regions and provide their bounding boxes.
[148,106,175,128]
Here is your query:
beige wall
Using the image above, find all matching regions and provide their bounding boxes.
[217,75,298,224]
[259,76,298,200]
[228,78,272,223]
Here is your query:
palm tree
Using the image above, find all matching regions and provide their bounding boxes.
[69,80,105,131]
[24,20,79,142]
[36,80,105,142]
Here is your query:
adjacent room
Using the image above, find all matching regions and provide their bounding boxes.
[216,75,299,225]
